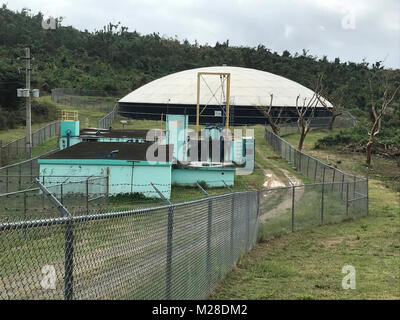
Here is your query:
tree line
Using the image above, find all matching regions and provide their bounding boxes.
[0,5,399,159]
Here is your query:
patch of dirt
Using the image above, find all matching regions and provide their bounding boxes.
[255,148,305,223]
[262,171,286,189]
[320,237,347,249]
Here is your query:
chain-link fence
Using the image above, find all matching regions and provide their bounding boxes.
[98,104,118,129]
[51,88,122,113]
[0,176,109,221]
[0,190,258,300]
[268,112,357,137]
[0,121,60,167]
[0,149,59,194]
[0,124,369,300]
[258,180,368,241]
[264,127,368,214]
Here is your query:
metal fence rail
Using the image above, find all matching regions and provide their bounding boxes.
[0,176,108,221]
[264,126,368,214]
[0,190,258,300]
[267,112,357,137]
[258,180,368,241]
[0,122,369,300]
[0,121,60,167]
[98,104,118,129]
[0,149,59,194]
[51,88,122,112]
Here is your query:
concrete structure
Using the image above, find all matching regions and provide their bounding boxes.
[43,114,255,199]
[39,142,173,199]
[59,121,157,150]
[119,66,333,125]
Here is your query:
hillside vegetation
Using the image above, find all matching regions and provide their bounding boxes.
[0,5,399,160]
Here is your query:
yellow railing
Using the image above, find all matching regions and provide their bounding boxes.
[61,110,78,121]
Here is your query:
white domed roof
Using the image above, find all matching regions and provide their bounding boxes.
[119,66,332,108]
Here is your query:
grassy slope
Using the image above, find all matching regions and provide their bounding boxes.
[211,129,400,300]
[0,121,55,144]
[0,96,112,166]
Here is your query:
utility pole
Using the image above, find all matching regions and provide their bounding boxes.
[17,48,38,158]
[25,47,32,158]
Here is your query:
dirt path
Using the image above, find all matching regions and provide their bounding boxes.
[255,149,305,223]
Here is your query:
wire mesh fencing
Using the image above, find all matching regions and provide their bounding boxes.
[258,181,368,241]
[0,124,370,300]
[0,150,59,194]
[0,121,60,166]
[51,88,122,112]
[264,127,368,215]
[98,104,118,129]
[0,176,109,221]
[0,190,258,300]
[266,112,357,137]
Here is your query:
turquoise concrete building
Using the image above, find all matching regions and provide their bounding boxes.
[45,114,255,199]
[172,166,234,187]
[39,142,173,199]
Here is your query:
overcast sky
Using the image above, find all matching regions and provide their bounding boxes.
[3,0,400,69]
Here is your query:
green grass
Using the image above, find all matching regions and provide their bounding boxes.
[284,128,400,192]
[40,96,106,128]
[210,128,400,300]
[0,121,55,145]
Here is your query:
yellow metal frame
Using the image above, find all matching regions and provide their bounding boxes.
[61,110,79,121]
[196,72,231,136]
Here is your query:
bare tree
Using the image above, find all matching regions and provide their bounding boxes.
[255,94,285,135]
[319,86,345,131]
[366,79,400,167]
[295,74,324,151]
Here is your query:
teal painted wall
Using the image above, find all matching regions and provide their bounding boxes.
[59,137,81,150]
[166,114,189,162]
[133,162,171,199]
[60,121,80,137]
[172,167,234,187]
[38,159,172,199]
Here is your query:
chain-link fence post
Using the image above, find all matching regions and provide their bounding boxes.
[23,190,27,221]
[64,217,74,300]
[246,191,250,251]
[0,140,3,167]
[321,167,325,225]
[206,193,212,290]
[314,161,318,182]
[299,151,302,173]
[6,167,9,193]
[34,178,74,300]
[166,204,174,300]
[291,185,295,232]
[230,193,235,266]
[18,165,22,189]
[366,168,369,215]
[61,182,64,204]
[346,182,349,216]
[86,178,89,214]
[341,174,345,199]
[106,168,110,205]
